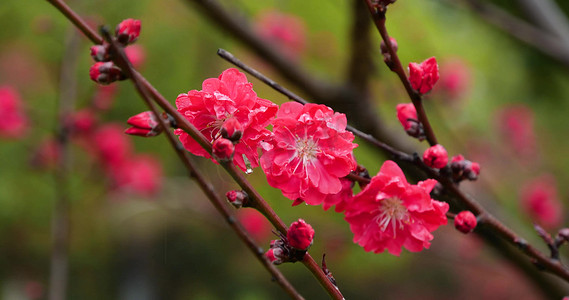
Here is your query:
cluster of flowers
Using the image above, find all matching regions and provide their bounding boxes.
[89,19,142,85]
[0,86,29,138]
[174,68,452,257]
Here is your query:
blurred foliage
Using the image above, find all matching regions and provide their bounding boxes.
[1,0,569,299]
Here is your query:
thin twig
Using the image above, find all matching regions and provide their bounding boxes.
[101,28,304,300]
[48,29,81,300]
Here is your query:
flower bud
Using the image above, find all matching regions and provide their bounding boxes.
[266,247,285,265]
[89,62,124,85]
[454,211,477,234]
[225,190,248,208]
[212,138,234,162]
[125,111,162,137]
[380,37,398,66]
[396,103,424,140]
[220,118,243,142]
[90,44,110,62]
[450,155,480,181]
[287,219,315,251]
[115,18,141,46]
[423,144,448,169]
[408,56,439,94]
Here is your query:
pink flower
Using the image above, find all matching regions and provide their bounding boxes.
[344,160,449,256]
[260,102,358,205]
[497,105,537,160]
[287,219,315,251]
[175,68,278,172]
[115,18,141,45]
[237,210,271,241]
[110,154,162,196]
[93,85,118,111]
[255,10,306,60]
[91,123,133,170]
[322,177,354,212]
[30,138,61,169]
[396,103,424,140]
[408,57,439,94]
[454,211,477,234]
[521,175,563,229]
[125,111,162,137]
[124,44,146,68]
[423,144,448,169]
[0,86,29,138]
[438,58,471,100]
[68,109,97,135]
[220,117,243,142]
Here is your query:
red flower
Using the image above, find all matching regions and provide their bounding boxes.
[322,177,354,212]
[497,105,537,160]
[287,219,315,251]
[175,68,278,172]
[68,109,97,134]
[260,102,358,205]
[124,44,146,68]
[125,111,162,137]
[438,58,471,100]
[115,18,141,45]
[0,86,28,138]
[408,57,439,94]
[521,175,563,229]
[91,123,133,170]
[423,144,448,169]
[454,211,477,234]
[344,160,449,256]
[255,10,306,60]
[237,210,271,241]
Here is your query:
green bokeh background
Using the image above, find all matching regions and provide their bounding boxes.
[1,0,569,299]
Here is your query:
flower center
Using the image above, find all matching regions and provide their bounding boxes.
[294,137,319,163]
[373,197,409,237]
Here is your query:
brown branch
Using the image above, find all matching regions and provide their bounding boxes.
[45,1,344,298]
[101,28,304,299]
[49,29,81,300]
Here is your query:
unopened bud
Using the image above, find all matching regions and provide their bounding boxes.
[90,44,110,62]
[212,138,234,162]
[266,247,285,265]
[225,190,248,208]
[287,219,315,251]
[396,103,425,141]
[221,118,243,142]
[380,37,398,67]
[450,155,480,181]
[125,111,162,137]
[115,18,141,46]
[409,57,439,94]
[423,144,448,169]
[454,211,477,234]
[89,62,125,85]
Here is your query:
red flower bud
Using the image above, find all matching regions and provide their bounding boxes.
[380,37,398,54]
[125,111,162,137]
[423,144,448,169]
[90,44,110,62]
[396,103,424,140]
[89,62,124,85]
[115,18,141,45]
[220,118,243,142]
[450,155,480,181]
[408,56,439,94]
[454,211,477,234]
[265,247,285,265]
[287,219,315,251]
[225,190,248,208]
[212,138,234,162]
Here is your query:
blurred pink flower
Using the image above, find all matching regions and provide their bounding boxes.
[175,68,277,172]
[30,138,61,169]
[0,86,29,138]
[497,104,537,159]
[260,102,357,206]
[255,10,306,60]
[111,154,162,196]
[344,160,449,256]
[437,58,471,100]
[93,85,118,111]
[125,44,146,69]
[237,209,271,241]
[91,123,133,170]
[521,175,563,229]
